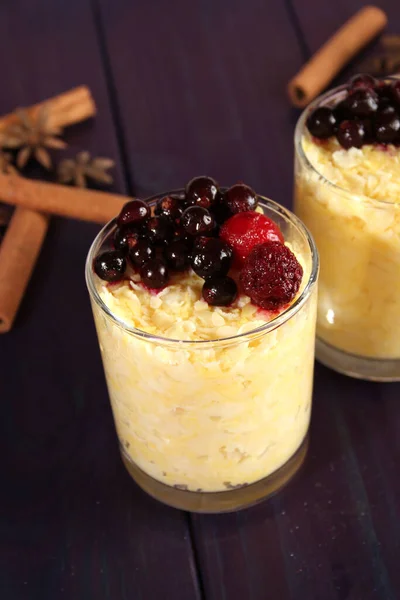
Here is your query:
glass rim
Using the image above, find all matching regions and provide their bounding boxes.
[294,77,400,207]
[85,191,319,347]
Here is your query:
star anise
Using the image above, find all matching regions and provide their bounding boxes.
[0,105,67,170]
[57,151,114,188]
[0,150,17,175]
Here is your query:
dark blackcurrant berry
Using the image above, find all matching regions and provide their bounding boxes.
[114,225,143,253]
[306,107,337,138]
[349,73,376,90]
[202,276,237,306]
[129,239,156,267]
[210,195,232,225]
[191,238,233,278]
[358,119,374,144]
[345,88,378,117]
[181,206,215,236]
[375,111,400,144]
[93,251,126,282]
[223,183,258,214]
[164,240,191,271]
[155,195,183,220]
[117,200,150,227]
[336,120,365,149]
[377,83,393,101]
[140,258,169,289]
[391,81,400,106]
[174,224,194,249]
[185,176,219,208]
[380,104,397,117]
[333,100,352,125]
[145,215,174,245]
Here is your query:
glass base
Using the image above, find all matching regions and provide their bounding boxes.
[120,435,309,513]
[316,337,400,382]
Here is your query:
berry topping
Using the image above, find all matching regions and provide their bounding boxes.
[94,250,126,282]
[306,107,337,138]
[129,239,156,267]
[336,120,365,149]
[155,195,183,221]
[220,212,284,266]
[118,200,150,227]
[345,88,378,117]
[240,242,303,310]
[181,206,215,236]
[164,239,191,271]
[140,258,169,289]
[145,215,174,245]
[333,101,352,124]
[114,225,142,253]
[191,237,233,278]
[210,197,232,225]
[349,73,376,90]
[202,276,238,306]
[391,80,400,106]
[223,183,258,214]
[375,110,400,144]
[185,176,219,208]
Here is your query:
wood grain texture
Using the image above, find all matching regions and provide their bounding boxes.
[96,0,400,598]
[95,0,303,209]
[0,1,200,599]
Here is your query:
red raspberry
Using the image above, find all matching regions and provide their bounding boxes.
[240,242,303,310]
[219,212,284,266]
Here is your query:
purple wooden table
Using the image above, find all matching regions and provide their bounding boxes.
[1,1,400,598]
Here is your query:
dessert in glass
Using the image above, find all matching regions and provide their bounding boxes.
[295,74,400,381]
[86,177,318,512]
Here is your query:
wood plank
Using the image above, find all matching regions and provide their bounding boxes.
[95,0,303,209]
[290,0,400,597]
[0,2,201,599]
[97,0,400,598]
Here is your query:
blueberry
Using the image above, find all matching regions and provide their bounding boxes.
[349,73,377,90]
[375,111,400,144]
[306,107,337,138]
[145,215,174,245]
[202,276,238,306]
[191,238,233,278]
[223,183,258,214]
[345,88,379,118]
[155,195,183,221]
[117,200,150,227]
[93,251,126,282]
[336,120,365,149]
[181,206,215,236]
[129,239,156,267]
[114,225,143,253]
[140,258,169,289]
[185,176,219,208]
[164,240,191,271]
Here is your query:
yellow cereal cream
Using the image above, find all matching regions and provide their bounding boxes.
[296,131,400,359]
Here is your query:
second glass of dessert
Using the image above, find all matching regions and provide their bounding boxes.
[295,75,400,381]
[86,177,318,512]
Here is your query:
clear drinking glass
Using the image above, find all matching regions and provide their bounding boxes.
[85,192,319,512]
[295,84,400,381]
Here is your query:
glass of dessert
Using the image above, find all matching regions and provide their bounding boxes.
[295,75,400,381]
[86,177,318,512]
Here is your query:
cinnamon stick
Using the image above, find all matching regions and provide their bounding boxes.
[0,86,96,333]
[287,6,388,108]
[0,173,127,224]
[0,85,96,131]
[0,208,49,332]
